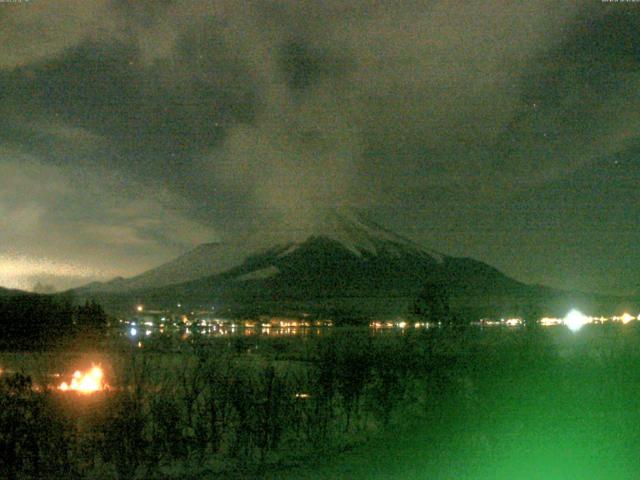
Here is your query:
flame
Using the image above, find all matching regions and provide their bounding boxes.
[58,365,107,394]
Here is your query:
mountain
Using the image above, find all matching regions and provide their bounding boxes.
[82,208,446,294]
[77,209,636,319]
[0,286,30,297]
[76,242,248,293]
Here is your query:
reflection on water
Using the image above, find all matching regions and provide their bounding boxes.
[178,324,333,338]
[124,317,339,339]
[119,309,640,342]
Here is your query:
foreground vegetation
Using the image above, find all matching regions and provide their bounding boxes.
[2,325,640,479]
[0,293,107,350]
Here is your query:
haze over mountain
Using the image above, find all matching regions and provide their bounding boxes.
[76,209,637,319]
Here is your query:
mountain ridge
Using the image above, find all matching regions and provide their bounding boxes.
[79,208,446,294]
[73,209,638,319]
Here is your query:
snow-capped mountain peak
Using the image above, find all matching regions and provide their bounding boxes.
[79,208,445,293]
[243,208,445,264]
[310,208,445,262]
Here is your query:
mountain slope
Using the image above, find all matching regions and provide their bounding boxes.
[90,213,533,317]
[82,208,445,294]
[77,242,248,293]
[77,209,634,318]
[0,286,29,297]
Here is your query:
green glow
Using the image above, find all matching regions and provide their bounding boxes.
[280,327,640,479]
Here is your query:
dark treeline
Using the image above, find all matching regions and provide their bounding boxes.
[0,293,108,349]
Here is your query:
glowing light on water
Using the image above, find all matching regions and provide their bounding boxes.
[58,366,107,394]
[504,318,522,327]
[564,309,588,332]
[540,317,562,326]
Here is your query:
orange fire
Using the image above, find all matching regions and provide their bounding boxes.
[58,365,107,394]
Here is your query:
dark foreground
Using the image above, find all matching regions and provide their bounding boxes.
[280,337,640,479]
[2,325,640,479]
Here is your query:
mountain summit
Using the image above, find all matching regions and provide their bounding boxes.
[292,208,445,262]
[78,208,551,318]
[82,208,445,293]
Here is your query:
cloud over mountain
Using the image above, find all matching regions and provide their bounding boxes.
[1,1,640,293]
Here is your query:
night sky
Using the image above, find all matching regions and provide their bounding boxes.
[1,1,639,295]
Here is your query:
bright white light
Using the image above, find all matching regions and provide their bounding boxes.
[130,327,137,336]
[620,312,634,324]
[564,309,588,332]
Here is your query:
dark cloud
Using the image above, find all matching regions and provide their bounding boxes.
[1,1,639,293]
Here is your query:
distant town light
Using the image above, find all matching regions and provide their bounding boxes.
[136,305,143,312]
[540,317,562,326]
[620,312,634,324]
[564,309,588,332]
[130,327,137,337]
